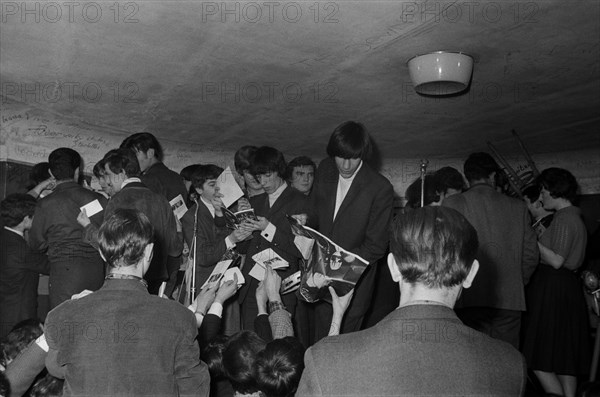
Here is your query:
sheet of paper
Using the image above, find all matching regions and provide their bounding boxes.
[217,166,244,208]
[169,194,188,220]
[201,259,233,290]
[249,263,266,281]
[80,199,103,217]
[221,267,245,286]
[281,271,301,294]
[252,248,289,269]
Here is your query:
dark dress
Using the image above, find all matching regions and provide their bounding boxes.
[522,206,591,375]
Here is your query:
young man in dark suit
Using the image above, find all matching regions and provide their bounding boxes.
[181,164,252,290]
[442,152,539,348]
[78,148,182,295]
[308,121,394,342]
[238,147,309,330]
[0,194,49,337]
[297,207,526,396]
[28,148,107,309]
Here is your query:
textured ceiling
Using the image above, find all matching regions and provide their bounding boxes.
[1,0,599,160]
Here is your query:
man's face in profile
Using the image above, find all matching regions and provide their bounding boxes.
[334,157,361,179]
[290,165,315,194]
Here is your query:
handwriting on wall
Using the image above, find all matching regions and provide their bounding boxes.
[1,103,599,195]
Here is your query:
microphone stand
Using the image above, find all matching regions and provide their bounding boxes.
[189,197,200,304]
[420,159,429,207]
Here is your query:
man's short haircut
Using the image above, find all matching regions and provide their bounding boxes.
[326,121,372,160]
[434,166,465,193]
[92,159,107,179]
[48,148,81,181]
[191,164,224,190]
[539,167,578,203]
[286,156,316,180]
[255,337,305,397]
[234,146,258,174]
[390,206,478,289]
[180,164,202,182]
[222,331,266,394]
[522,184,542,202]
[250,147,287,178]
[1,194,37,227]
[98,208,154,268]
[120,132,163,161]
[201,335,229,380]
[104,148,141,178]
[463,152,500,183]
[405,175,439,208]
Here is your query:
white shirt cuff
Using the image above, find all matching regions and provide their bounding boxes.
[225,236,236,249]
[261,222,277,242]
[208,302,223,317]
[36,334,49,352]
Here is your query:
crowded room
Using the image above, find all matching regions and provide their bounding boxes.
[1,1,599,396]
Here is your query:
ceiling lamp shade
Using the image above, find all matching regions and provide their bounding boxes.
[407,51,473,95]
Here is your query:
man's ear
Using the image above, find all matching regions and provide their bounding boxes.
[462,260,480,289]
[194,187,203,196]
[147,148,155,159]
[387,253,402,282]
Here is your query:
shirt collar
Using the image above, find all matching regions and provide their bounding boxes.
[122,177,142,188]
[4,226,24,237]
[268,182,287,203]
[200,196,215,218]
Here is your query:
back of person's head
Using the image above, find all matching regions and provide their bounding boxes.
[255,337,306,397]
[104,148,141,178]
[3,319,43,362]
[250,146,287,177]
[326,121,372,160]
[180,164,202,182]
[202,335,229,380]
[191,164,224,190]
[539,167,578,203]
[405,175,439,208]
[434,166,465,194]
[522,184,542,202]
[29,373,64,397]
[234,145,258,174]
[98,208,154,268]
[1,193,37,227]
[390,206,478,288]
[286,156,316,180]
[463,152,499,183]
[48,148,81,181]
[222,330,266,394]
[120,132,163,161]
[28,162,51,188]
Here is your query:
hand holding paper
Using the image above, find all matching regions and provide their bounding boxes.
[77,209,91,227]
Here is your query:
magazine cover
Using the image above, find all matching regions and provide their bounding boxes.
[223,207,258,230]
[286,215,369,303]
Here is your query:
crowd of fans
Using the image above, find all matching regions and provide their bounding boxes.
[0,122,596,397]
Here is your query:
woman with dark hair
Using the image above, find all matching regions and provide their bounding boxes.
[522,167,590,397]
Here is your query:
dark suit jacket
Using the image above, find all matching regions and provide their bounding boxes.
[296,305,527,396]
[443,184,539,311]
[45,279,210,397]
[142,162,189,202]
[309,158,394,315]
[0,228,49,337]
[29,181,107,308]
[238,186,308,310]
[103,182,182,283]
[181,201,231,290]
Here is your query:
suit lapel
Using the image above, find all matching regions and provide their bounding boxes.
[268,185,291,217]
[333,165,367,226]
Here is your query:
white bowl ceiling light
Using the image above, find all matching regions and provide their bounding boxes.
[407,51,474,96]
